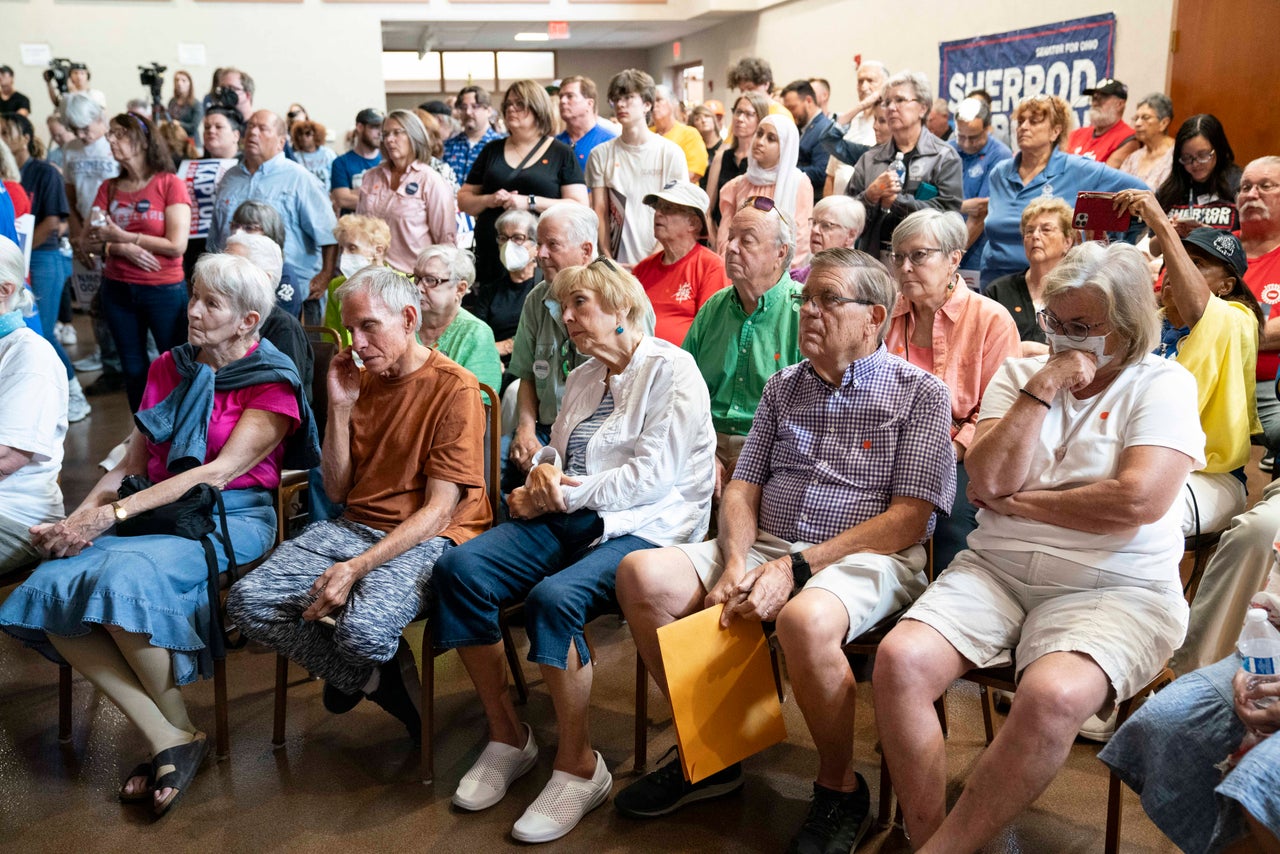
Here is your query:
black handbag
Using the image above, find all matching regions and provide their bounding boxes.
[115,475,241,659]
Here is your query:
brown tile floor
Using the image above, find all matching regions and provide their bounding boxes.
[2,316,1245,852]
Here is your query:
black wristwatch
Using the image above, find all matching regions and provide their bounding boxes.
[790,550,811,585]
[527,194,537,212]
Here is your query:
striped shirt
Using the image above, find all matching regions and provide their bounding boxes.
[565,390,615,476]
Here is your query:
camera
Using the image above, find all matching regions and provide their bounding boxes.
[139,62,166,100]
[210,86,239,111]
[43,58,74,95]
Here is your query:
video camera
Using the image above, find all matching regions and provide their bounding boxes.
[139,62,166,100]
[43,58,75,95]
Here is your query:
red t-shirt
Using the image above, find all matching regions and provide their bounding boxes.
[632,243,729,345]
[1067,121,1136,164]
[139,346,301,490]
[1242,237,1280,380]
[94,172,192,286]
[4,181,30,219]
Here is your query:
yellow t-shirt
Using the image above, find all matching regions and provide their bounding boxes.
[1175,296,1261,472]
[659,123,709,181]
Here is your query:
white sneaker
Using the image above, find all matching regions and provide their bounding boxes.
[72,351,102,372]
[511,751,612,844]
[452,723,539,811]
[67,377,91,423]
[1079,708,1118,743]
[55,322,78,346]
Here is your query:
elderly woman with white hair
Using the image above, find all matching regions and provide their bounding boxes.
[0,235,67,576]
[791,195,866,283]
[874,241,1205,853]
[357,109,458,274]
[414,244,503,396]
[847,70,963,261]
[466,208,541,374]
[0,252,318,818]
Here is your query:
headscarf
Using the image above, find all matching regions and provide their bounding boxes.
[744,114,802,221]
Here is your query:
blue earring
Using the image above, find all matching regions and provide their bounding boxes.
[615,325,624,335]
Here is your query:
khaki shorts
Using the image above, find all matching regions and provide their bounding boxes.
[906,548,1189,702]
[716,432,748,478]
[674,531,928,644]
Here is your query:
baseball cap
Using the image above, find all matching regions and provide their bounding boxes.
[420,100,452,118]
[643,180,712,237]
[355,108,385,126]
[1082,78,1128,99]
[704,99,725,118]
[1182,227,1248,278]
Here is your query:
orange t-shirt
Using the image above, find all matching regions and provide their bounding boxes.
[343,350,491,540]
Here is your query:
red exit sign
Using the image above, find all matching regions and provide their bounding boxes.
[548,21,570,40]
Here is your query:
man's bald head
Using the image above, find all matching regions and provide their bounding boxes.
[242,110,286,167]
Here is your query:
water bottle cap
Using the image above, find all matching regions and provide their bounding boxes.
[1248,608,1269,622]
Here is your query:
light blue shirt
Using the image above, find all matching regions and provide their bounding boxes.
[208,152,338,284]
[951,133,1012,275]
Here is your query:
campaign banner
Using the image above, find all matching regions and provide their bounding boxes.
[939,14,1116,143]
[177,158,237,239]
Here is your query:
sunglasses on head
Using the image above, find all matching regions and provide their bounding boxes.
[741,195,791,227]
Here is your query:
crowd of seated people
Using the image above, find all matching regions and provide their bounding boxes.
[4,50,1280,854]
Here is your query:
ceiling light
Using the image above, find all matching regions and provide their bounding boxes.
[514,32,550,42]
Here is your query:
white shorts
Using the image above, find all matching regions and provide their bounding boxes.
[906,548,1189,702]
[674,531,928,644]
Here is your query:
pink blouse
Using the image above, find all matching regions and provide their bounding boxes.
[357,160,457,274]
[716,174,814,268]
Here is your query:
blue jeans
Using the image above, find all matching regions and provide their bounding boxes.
[933,461,978,573]
[99,277,189,412]
[431,509,655,669]
[28,249,73,379]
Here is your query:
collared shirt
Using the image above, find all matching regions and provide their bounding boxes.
[555,122,617,172]
[682,273,803,436]
[885,280,1020,450]
[356,160,457,274]
[209,152,338,284]
[444,127,503,183]
[848,129,964,259]
[735,346,956,544]
[951,134,1013,272]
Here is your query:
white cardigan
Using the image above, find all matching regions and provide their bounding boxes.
[532,336,715,547]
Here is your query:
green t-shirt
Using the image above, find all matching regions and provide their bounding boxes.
[436,307,503,404]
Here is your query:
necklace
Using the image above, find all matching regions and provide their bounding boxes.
[1053,386,1111,463]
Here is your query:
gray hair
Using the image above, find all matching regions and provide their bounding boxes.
[225,232,284,286]
[775,206,797,269]
[537,203,599,258]
[60,93,104,130]
[1041,241,1159,368]
[0,140,17,181]
[0,236,34,314]
[231,200,286,251]
[1137,93,1174,122]
[385,109,433,164]
[336,265,422,332]
[884,71,933,117]
[415,244,477,293]
[192,253,275,335]
[495,208,538,238]
[654,84,675,103]
[812,195,866,237]
[859,61,889,81]
[1247,155,1280,173]
[809,247,897,341]
[891,209,967,257]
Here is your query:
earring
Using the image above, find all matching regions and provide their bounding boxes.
[615,325,625,335]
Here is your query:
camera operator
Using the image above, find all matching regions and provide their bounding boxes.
[45,61,106,110]
[0,66,30,116]
[213,67,253,122]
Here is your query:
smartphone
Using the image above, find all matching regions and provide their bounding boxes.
[1072,191,1131,232]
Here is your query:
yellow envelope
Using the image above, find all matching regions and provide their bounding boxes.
[657,604,787,783]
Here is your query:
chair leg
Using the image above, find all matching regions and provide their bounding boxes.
[500,618,529,705]
[421,623,434,786]
[1105,767,1124,854]
[214,657,230,758]
[876,749,894,830]
[58,663,73,743]
[634,653,648,773]
[979,685,997,744]
[1185,545,1211,603]
[272,654,288,747]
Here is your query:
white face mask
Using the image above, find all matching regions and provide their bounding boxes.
[1046,332,1114,368]
[339,253,370,280]
[501,241,531,273]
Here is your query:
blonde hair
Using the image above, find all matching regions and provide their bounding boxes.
[1019,196,1076,238]
[550,261,648,328]
[1012,95,1075,149]
[334,214,391,250]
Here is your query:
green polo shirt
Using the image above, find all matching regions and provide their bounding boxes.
[682,272,802,435]
[436,306,503,404]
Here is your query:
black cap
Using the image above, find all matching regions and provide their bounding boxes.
[1082,78,1128,99]
[420,100,452,118]
[1182,227,1248,278]
[69,62,87,71]
[355,108,385,126]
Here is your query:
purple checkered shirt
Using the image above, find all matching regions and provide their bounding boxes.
[733,345,957,543]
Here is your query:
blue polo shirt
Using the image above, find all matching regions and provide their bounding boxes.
[555,123,618,171]
[444,128,503,184]
[952,134,1012,275]
[981,148,1148,281]
[208,152,338,286]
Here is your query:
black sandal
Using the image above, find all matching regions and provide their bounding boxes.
[151,734,209,818]
[118,762,154,803]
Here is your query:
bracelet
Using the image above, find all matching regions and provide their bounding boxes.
[1019,387,1052,409]
[134,232,142,245]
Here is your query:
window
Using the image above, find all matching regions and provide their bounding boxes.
[382,50,556,95]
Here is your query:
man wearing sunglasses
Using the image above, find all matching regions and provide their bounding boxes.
[617,247,955,852]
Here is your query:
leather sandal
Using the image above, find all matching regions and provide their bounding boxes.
[118,762,154,803]
[151,734,210,818]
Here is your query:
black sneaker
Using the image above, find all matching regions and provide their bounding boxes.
[322,681,363,715]
[613,747,743,818]
[787,777,873,854]
[367,637,422,743]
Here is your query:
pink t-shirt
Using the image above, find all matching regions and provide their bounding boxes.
[139,346,300,490]
[94,172,192,285]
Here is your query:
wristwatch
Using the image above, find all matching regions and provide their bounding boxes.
[527,194,537,212]
[790,550,811,583]
[111,501,128,523]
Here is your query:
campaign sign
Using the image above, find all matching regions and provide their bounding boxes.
[939,14,1116,143]
[178,158,237,239]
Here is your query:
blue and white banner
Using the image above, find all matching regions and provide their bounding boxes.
[939,14,1116,143]
[177,158,237,239]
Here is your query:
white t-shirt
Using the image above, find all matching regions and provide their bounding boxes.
[968,353,1206,581]
[585,134,687,265]
[62,135,120,220]
[0,329,67,527]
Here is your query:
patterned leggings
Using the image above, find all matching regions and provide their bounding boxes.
[226,518,451,693]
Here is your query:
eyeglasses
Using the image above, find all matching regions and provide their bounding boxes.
[889,247,944,267]
[105,128,131,140]
[1241,180,1280,195]
[589,257,621,274]
[884,96,921,109]
[809,219,849,234]
[1022,223,1063,237]
[414,274,453,290]
[791,292,876,312]
[1036,308,1107,342]
[497,233,533,246]
[1178,150,1216,167]
[741,195,791,227]
[732,109,757,119]
[230,223,264,235]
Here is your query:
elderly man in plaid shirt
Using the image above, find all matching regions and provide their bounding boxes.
[614,246,956,853]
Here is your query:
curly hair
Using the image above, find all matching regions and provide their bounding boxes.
[1012,95,1075,150]
[289,119,327,152]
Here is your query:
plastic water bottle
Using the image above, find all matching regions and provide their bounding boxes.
[59,235,73,258]
[89,206,107,230]
[890,152,906,187]
[1238,608,1280,712]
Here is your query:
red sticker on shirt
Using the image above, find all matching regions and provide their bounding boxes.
[862,440,872,449]
[1100,412,1110,420]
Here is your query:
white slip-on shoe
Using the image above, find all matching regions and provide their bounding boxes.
[452,723,539,811]
[511,751,612,844]
[1079,708,1118,743]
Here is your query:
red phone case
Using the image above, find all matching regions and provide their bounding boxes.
[1072,191,1132,232]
